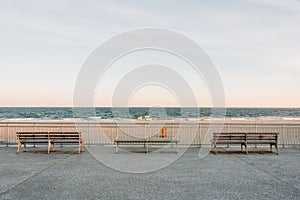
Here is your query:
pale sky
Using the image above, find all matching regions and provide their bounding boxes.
[0,0,299,107]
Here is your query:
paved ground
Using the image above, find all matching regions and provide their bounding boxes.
[0,145,300,200]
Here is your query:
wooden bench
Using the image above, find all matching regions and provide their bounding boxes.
[16,132,84,154]
[212,132,279,155]
[114,138,179,153]
[212,133,247,155]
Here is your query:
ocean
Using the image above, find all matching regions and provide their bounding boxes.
[0,107,299,122]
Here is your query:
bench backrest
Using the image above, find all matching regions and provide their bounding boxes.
[213,132,246,142]
[246,132,278,142]
[213,132,278,142]
[17,132,82,141]
[17,132,49,140]
[49,132,82,141]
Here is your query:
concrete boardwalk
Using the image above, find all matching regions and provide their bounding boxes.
[0,146,300,200]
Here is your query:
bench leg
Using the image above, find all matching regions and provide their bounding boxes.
[270,144,273,152]
[78,141,84,154]
[276,144,279,155]
[115,143,119,153]
[48,141,51,154]
[80,142,84,152]
[241,144,243,152]
[245,144,248,155]
[24,143,27,152]
[17,141,21,154]
[213,143,217,155]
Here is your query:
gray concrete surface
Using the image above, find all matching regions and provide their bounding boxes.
[0,146,300,200]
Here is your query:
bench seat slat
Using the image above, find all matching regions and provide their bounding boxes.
[114,138,179,153]
[20,141,48,143]
[214,141,246,144]
[115,140,179,143]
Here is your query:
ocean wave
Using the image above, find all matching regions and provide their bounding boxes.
[0,107,299,122]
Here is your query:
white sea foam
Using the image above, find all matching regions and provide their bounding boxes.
[282,117,300,120]
[1,116,300,123]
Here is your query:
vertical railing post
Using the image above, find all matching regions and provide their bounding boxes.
[144,123,148,153]
[198,123,201,148]
[255,122,257,148]
[88,124,91,146]
[295,126,300,148]
[227,123,229,148]
[144,123,146,138]
[282,124,285,148]
[172,124,176,143]
[61,124,63,147]
[33,123,36,147]
[170,124,173,139]
[6,123,9,147]
[116,123,118,140]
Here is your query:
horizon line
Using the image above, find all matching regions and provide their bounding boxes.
[0,106,299,109]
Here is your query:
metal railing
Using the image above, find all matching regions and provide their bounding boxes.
[1,121,300,147]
